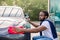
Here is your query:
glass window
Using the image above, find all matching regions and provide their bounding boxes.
[49,0,60,32]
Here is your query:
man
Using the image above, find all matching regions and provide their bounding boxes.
[15,11,58,40]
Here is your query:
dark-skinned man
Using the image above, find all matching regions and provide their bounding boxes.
[14,11,58,40]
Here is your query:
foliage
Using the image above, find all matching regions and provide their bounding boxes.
[0,0,48,21]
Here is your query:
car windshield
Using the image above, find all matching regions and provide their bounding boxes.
[0,6,25,28]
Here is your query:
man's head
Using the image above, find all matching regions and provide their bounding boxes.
[39,11,49,21]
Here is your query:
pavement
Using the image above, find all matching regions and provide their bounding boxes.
[30,22,40,40]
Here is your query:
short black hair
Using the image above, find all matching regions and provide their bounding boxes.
[41,11,49,18]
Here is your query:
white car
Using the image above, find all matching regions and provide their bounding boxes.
[0,6,30,40]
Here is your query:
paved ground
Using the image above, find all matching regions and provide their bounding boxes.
[31,25,40,40]
[30,22,40,40]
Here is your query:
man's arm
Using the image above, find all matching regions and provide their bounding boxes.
[15,26,47,33]
[26,18,39,27]
[29,21,40,27]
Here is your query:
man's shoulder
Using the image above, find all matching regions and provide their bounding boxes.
[43,20,49,24]
[43,20,52,23]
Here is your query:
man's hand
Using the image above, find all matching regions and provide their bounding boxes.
[26,17,30,22]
